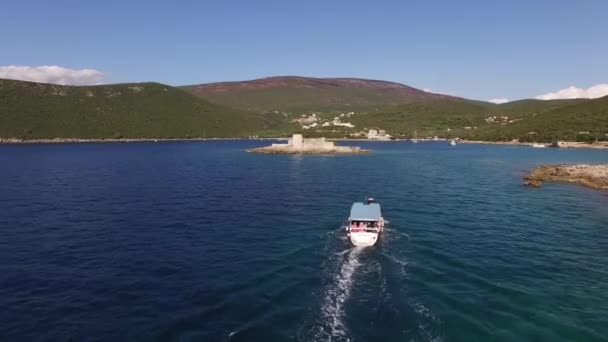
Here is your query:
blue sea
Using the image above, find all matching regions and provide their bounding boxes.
[1,140,608,342]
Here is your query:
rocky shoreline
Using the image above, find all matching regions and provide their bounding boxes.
[553,141,608,149]
[524,164,608,190]
[460,140,608,149]
[333,139,608,150]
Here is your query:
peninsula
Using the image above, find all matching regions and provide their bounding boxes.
[247,134,370,154]
[524,164,608,190]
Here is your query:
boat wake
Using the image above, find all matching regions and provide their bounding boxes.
[382,252,409,267]
[299,224,440,341]
[321,247,362,339]
[384,227,410,240]
[301,247,362,341]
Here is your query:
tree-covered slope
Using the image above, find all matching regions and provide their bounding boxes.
[0,79,278,139]
[356,96,608,141]
[350,98,490,135]
[471,96,608,142]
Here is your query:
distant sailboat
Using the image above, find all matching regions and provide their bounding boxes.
[412,130,419,143]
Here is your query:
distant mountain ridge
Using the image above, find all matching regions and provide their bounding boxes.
[183,76,455,113]
[188,76,451,96]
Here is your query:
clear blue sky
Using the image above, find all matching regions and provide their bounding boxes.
[1,0,607,101]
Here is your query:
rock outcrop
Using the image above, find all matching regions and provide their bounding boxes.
[247,134,370,155]
[524,164,608,190]
[248,145,369,154]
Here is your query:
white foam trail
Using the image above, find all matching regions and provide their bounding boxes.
[319,247,362,340]
[411,301,442,342]
[384,253,409,267]
[385,228,410,240]
[334,248,352,256]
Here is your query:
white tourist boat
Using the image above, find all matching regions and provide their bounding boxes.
[531,143,547,148]
[450,139,457,146]
[346,198,384,247]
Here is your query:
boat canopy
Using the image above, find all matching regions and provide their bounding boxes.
[350,202,382,222]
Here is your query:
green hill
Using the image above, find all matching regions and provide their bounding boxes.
[358,97,605,140]
[2,76,607,142]
[469,96,608,142]
[349,98,490,135]
[489,98,586,115]
[0,79,280,139]
[354,97,608,141]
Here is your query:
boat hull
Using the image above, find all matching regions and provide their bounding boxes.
[349,232,379,246]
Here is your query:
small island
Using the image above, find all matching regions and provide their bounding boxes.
[524,164,608,190]
[247,134,370,154]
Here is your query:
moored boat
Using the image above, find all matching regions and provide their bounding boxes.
[346,198,384,246]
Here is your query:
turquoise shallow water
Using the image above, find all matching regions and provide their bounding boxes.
[1,140,608,341]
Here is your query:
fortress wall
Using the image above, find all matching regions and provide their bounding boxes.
[273,135,337,150]
[302,138,334,149]
[292,134,303,148]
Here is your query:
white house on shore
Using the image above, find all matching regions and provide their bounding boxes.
[367,129,391,140]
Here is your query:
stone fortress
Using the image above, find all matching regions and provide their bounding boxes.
[274,134,333,149]
[247,134,370,154]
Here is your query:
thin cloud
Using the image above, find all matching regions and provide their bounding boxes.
[535,83,608,100]
[488,98,509,104]
[0,65,105,85]
[423,87,457,96]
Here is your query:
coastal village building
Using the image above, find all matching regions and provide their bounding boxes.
[367,129,391,140]
[331,117,355,128]
[295,114,318,125]
[301,122,319,129]
[296,113,355,129]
